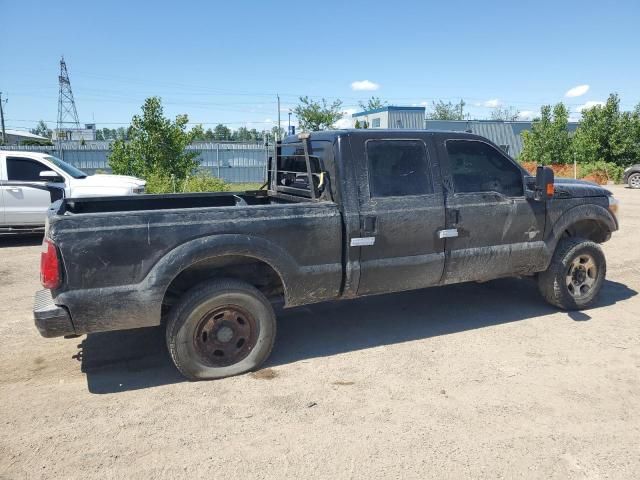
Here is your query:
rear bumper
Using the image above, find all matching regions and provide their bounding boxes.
[33,289,75,338]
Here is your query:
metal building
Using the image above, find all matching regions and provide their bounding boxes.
[53,123,97,142]
[425,119,580,158]
[352,106,426,130]
[2,129,49,145]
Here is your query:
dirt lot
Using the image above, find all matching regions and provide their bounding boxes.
[1,185,638,479]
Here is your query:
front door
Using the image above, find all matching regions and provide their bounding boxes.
[2,156,61,226]
[352,135,447,296]
[437,137,546,283]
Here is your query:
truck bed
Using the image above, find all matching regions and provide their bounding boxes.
[46,190,344,334]
[60,190,280,215]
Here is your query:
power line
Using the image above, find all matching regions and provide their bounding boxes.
[6,118,280,126]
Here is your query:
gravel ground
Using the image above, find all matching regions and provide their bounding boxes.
[1,185,638,479]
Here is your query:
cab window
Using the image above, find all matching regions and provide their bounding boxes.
[445,140,523,197]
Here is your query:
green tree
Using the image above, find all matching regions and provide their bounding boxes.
[427,99,467,120]
[233,126,252,141]
[108,96,201,180]
[358,96,387,111]
[293,96,343,131]
[214,124,232,140]
[572,94,640,166]
[248,128,260,142]
[520,103,572,164]
[490,106,520,121]
[271,126,286,140]
[96,128,124,141]
[113,127,129,140]
[202,128,215,141]
[354,119,362,129]
[30,120,52,139]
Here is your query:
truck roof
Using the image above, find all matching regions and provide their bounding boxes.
[283,129,488,143]
[0,150,52,158]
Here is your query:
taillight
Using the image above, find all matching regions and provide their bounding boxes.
[41,238,61,289]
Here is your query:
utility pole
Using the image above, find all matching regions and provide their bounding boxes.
[0,92,6,145]
[277,94,281,141]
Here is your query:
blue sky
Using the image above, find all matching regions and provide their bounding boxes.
[2,0,639,132]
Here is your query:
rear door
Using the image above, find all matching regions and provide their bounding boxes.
[350,133,447,295]
[2,156,58,225]
[436,136,546,283]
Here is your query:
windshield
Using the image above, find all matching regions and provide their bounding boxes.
[44,155,87,179]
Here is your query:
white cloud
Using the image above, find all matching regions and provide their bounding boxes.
[569,113,583,122]
[474,98,502,108]
[484,98,502,108]
[577,100,605,112]
[565,84,590,98]
[518,110,536,120]
[334,108,357,129]
[351,80,380,91]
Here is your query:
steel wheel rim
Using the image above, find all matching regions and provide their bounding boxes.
[565,254,597,300]
[630,174,640,188]
[193,305,258,367]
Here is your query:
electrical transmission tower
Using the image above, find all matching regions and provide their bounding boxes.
[56,56,80,140]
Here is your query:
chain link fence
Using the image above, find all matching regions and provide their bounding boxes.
[1,142,271,184]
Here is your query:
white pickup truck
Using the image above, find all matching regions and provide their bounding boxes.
[0,150,145,232]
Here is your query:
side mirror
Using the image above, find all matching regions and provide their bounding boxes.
[39,170,64,183]
[534,166,554,201]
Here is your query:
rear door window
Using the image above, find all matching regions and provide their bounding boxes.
[366,140,432,197]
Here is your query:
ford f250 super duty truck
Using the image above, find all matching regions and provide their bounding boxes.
[34,130,620,380]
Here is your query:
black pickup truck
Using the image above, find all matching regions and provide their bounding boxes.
[34,130,620,380]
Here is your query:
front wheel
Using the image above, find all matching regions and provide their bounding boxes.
[538,238,606,310]
[628,172,640,189]
[166,279,276,380]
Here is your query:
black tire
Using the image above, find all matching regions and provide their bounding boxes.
[628,172,640,189]
[538,237,606,310]
[166,278,276,380]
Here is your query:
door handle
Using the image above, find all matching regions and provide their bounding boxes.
[438,228,459,239]
[447,208,460,225]
[362,215,377,234]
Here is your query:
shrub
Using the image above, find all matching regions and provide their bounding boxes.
[145,173,176,194]
[182,171,230,193]
[579,161,624,184]
[519,161,624,184]
[520,162,575,178]
[145,171,229,194]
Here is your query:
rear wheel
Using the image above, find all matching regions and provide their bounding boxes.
[628,172,640,189]
[166,279,276,380]
[538,238,606,310]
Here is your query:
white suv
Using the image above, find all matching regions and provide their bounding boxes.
[0,151,145,231]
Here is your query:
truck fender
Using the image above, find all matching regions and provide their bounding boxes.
[149,234,297,305]
[543,203,617,266]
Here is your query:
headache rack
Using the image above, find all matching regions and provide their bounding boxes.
[268,134,323,202]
